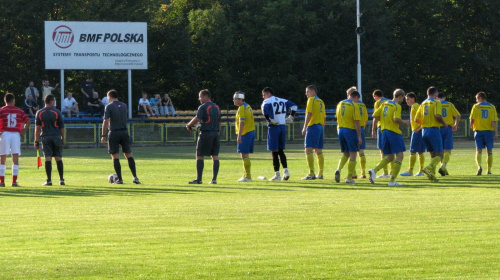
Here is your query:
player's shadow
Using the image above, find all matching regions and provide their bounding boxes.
[0,186,228,198]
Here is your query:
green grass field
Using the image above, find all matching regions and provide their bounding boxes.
[0,142,498,279]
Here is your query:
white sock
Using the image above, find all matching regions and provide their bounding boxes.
[0,165,6,176]
[12,165,19,176]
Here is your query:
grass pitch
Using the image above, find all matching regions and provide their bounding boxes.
[0,142,498,279]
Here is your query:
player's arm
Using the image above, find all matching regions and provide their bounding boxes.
[33,124,41,149]
[453,114,461,132]
[60,128,65,147]
[493,121,498,140]
[237,120,244,143]
[394,117,409,126]
[101,118,110,143]
[371,107,381,138]
[302,112,312,136]
[354,120,362,146]
[20,118,30,137]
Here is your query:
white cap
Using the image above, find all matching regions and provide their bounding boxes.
[233,92,245,100]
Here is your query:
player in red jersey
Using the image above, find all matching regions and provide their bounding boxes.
[0,93,31,187]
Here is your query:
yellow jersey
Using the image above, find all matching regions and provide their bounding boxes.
[415,98,442,128]
[440,101,460,127]
[336,99,361,130]
[235,103,255,135]
[410,103,421,131]
[373,100,403,134]
[470,102,498,131]
[374,97,390,127]
[306,96,326,126]
[357,101,368,127]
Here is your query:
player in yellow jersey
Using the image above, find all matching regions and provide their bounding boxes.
[437,92,460,176]
[400,92,425,177]
[470,92,498,175]
[346,86,368,179]
[368,89,410,186]
[301,85,326,180]
[335,90,362,184]
[233,92,256,182]
[415,86,448,182]
[371,89,391,178]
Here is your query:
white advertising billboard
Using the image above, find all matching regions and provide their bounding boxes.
[45,21,148,70]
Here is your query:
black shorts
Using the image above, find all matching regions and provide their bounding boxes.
[108,129,132,154]
[196,132,220,157]
[42,135,63,157]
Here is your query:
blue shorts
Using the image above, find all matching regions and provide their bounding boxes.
[377,126,384,149]
[410,130,425,153]
[422,127,443,153]
[305,124,324,149]
[381,130,406,155]
[474,130,494,150]
[359,128,366,150]
[440,126,453,150]
[267,125,286,151]
[338,128,359,153]
[237,131,255,154]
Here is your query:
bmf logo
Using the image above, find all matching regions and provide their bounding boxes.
[52,25,74,49]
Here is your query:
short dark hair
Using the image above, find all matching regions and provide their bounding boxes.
[107,89,119,99]
[200,89,211,98]
[476,91,487,100]
[406,92,417,101]
[394,89,405,98]
[4,93,14,104]
[427,86,438,96]
[372,89,383,97]
[262,87,274,95]
[306,85,317,93]
[44,94,55,104]
[437,92,446,99]
[350,90,360,98]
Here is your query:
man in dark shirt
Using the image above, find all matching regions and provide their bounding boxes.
[80,78,93,111]
[101,89,140,184]
[186,89,222,184]
[34,94,65,186]
[88,91,104,116]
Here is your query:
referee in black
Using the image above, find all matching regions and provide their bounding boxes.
[186,89,222,184]
[100,89,140,184]
[34,94,65,186]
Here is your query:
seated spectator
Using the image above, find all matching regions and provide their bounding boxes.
[62,92,79,118]
[88,91,104,116]
[138,93,155,117]
[162,93,177,116]
[25,81,40,107]
[150,93,163,116]
[24,94,39,117]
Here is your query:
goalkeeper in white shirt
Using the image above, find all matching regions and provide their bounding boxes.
[261,87,297,181]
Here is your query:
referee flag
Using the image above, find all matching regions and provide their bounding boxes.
[37,149,42,169]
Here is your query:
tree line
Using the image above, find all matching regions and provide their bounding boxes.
[0,0,498,111]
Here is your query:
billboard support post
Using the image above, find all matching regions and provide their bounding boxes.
[128,69,132,119]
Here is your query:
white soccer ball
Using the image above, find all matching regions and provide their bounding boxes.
[193,123,202,131]
[108,174,119,183]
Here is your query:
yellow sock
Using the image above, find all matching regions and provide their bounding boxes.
[389,160,394,174]
[382,154,388,174]
[347,160,356,180]
[409,153,417,174]
[428,156,441,171]
[487,152,493,173]
[476,152,482,168]
[317,153,324,176]
[359,153,366,176]
[391,160,402,182]
[243,157,251,179]
[374,157,390,173]
[337,156,349,171]
[418,153,425,172]
[306,153,315,176]
[442,152,451,170]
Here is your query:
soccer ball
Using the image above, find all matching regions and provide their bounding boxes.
[108,174,119,183]
[193,123,202,131]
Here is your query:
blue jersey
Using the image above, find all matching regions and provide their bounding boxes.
[261,96,297,125]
